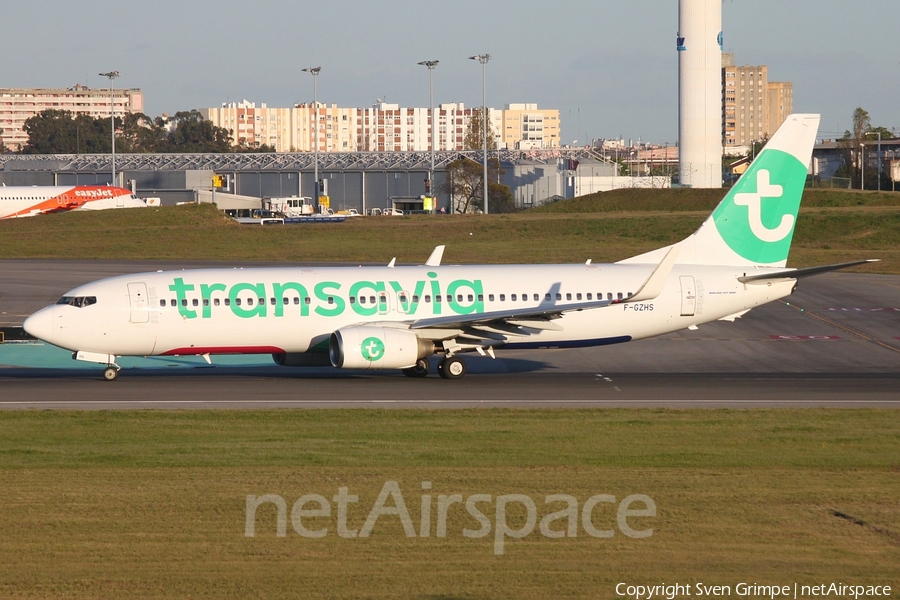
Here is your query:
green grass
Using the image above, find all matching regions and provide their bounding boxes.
[1,188,899,272]
[1,410,898,599]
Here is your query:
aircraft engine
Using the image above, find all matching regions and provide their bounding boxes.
[329,326,434,370]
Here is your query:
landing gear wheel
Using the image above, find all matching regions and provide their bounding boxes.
[103,366,120,381]
[437,356,466,379]
[402,359,430,378]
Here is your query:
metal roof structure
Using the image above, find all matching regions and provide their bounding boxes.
[0,148,610,173]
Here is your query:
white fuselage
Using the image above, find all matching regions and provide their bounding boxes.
[24,263,795,359]
[0,186,146,219]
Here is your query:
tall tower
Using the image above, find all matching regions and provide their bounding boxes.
[677,0,722,188]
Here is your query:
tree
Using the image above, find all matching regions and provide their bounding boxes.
[836,107,897,189]
[441,156,513,213]
[118,113,167,153]
[464,108,497,150]
[161,110,234,152]
[20,109,111,154]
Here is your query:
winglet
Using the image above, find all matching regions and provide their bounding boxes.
[621,243,681,303]
[387,258,396,268]
[425,245,445,267]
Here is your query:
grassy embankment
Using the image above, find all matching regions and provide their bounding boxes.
[0,409,898,599]
[0,188,898,272]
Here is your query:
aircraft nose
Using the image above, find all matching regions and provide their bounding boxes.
[23,306,54,344]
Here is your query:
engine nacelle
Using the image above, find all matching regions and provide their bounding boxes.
[272,352,332,367]
[329,326,434,370]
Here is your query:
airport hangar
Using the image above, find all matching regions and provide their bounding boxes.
[0,149,616,214]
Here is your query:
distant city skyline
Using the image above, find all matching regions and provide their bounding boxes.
[4,0,898,144]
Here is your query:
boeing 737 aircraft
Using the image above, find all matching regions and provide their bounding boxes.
[23,114,875,380]
[0,185,146,219]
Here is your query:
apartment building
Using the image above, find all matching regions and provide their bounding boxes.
[722,53,792,151]
[0,85,144,151]
[500,104,560,150]
[202,101,558,153]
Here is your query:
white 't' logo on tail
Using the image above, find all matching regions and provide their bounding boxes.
[733,169,794,242]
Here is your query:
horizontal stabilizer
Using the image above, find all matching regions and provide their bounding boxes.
[737,259,878,284]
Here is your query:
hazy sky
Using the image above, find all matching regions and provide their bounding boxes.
[5,0,898,144]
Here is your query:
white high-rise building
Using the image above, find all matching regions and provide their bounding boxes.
[677,0,723,188]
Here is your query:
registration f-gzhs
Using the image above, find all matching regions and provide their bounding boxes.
[23,115,874,380]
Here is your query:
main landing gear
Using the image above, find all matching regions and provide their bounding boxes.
[437,356,466,379]
[401,356,468,379]
[103,366,121,381]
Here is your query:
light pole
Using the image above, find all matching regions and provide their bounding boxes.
[417,60,439,213]
[99,71,120,186]
[469,54,491,214]
[302,66,322,209]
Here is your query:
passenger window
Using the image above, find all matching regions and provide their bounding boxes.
[328,297,334,305]
[349,297,357,305]
[235,298,242,306]
[468,294,474,302]
[457,294,463,302]
[413,295,420,303]
[369,296,376,304]
[359,296,367,305]
[607,293,613,300]
[566,293,572,300]
[425,295,431,303]
[259,297,265,305]
[159,300,166,307]
[488,294,495,302]
[556,293,562,301]
[225,298,231,306]
[214,298,221,306]
[617,292,623,300]
[181,299,188,307]
[499,294,506,301]
[576,293,582,301]
[192,299,199,307]
[545,293,551,301]
[533,294,539,301]
[247,298,254,306]
[304,297,311,305]
[435,295,442,303]
[203,299,210,307]
[587,293,593,300]
[478,294,484,302]
[446,295,452,303]
[270,298,276,305]
[511,294,517,301]
[293,297,300,305]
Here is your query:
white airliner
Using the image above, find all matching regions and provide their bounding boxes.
[23,114,874,380]
[0,185,146,219]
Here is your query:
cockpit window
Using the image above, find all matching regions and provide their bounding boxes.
[56,296,97,308]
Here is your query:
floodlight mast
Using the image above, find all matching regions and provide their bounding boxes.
[99,71,120,186]
[418,60,439,212]
[302,67,322,209]
[468,54,491,214]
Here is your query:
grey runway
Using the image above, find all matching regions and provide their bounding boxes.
[2,260,898,408]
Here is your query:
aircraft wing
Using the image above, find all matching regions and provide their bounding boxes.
[408,298,613,332]
[405,244,680,343]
